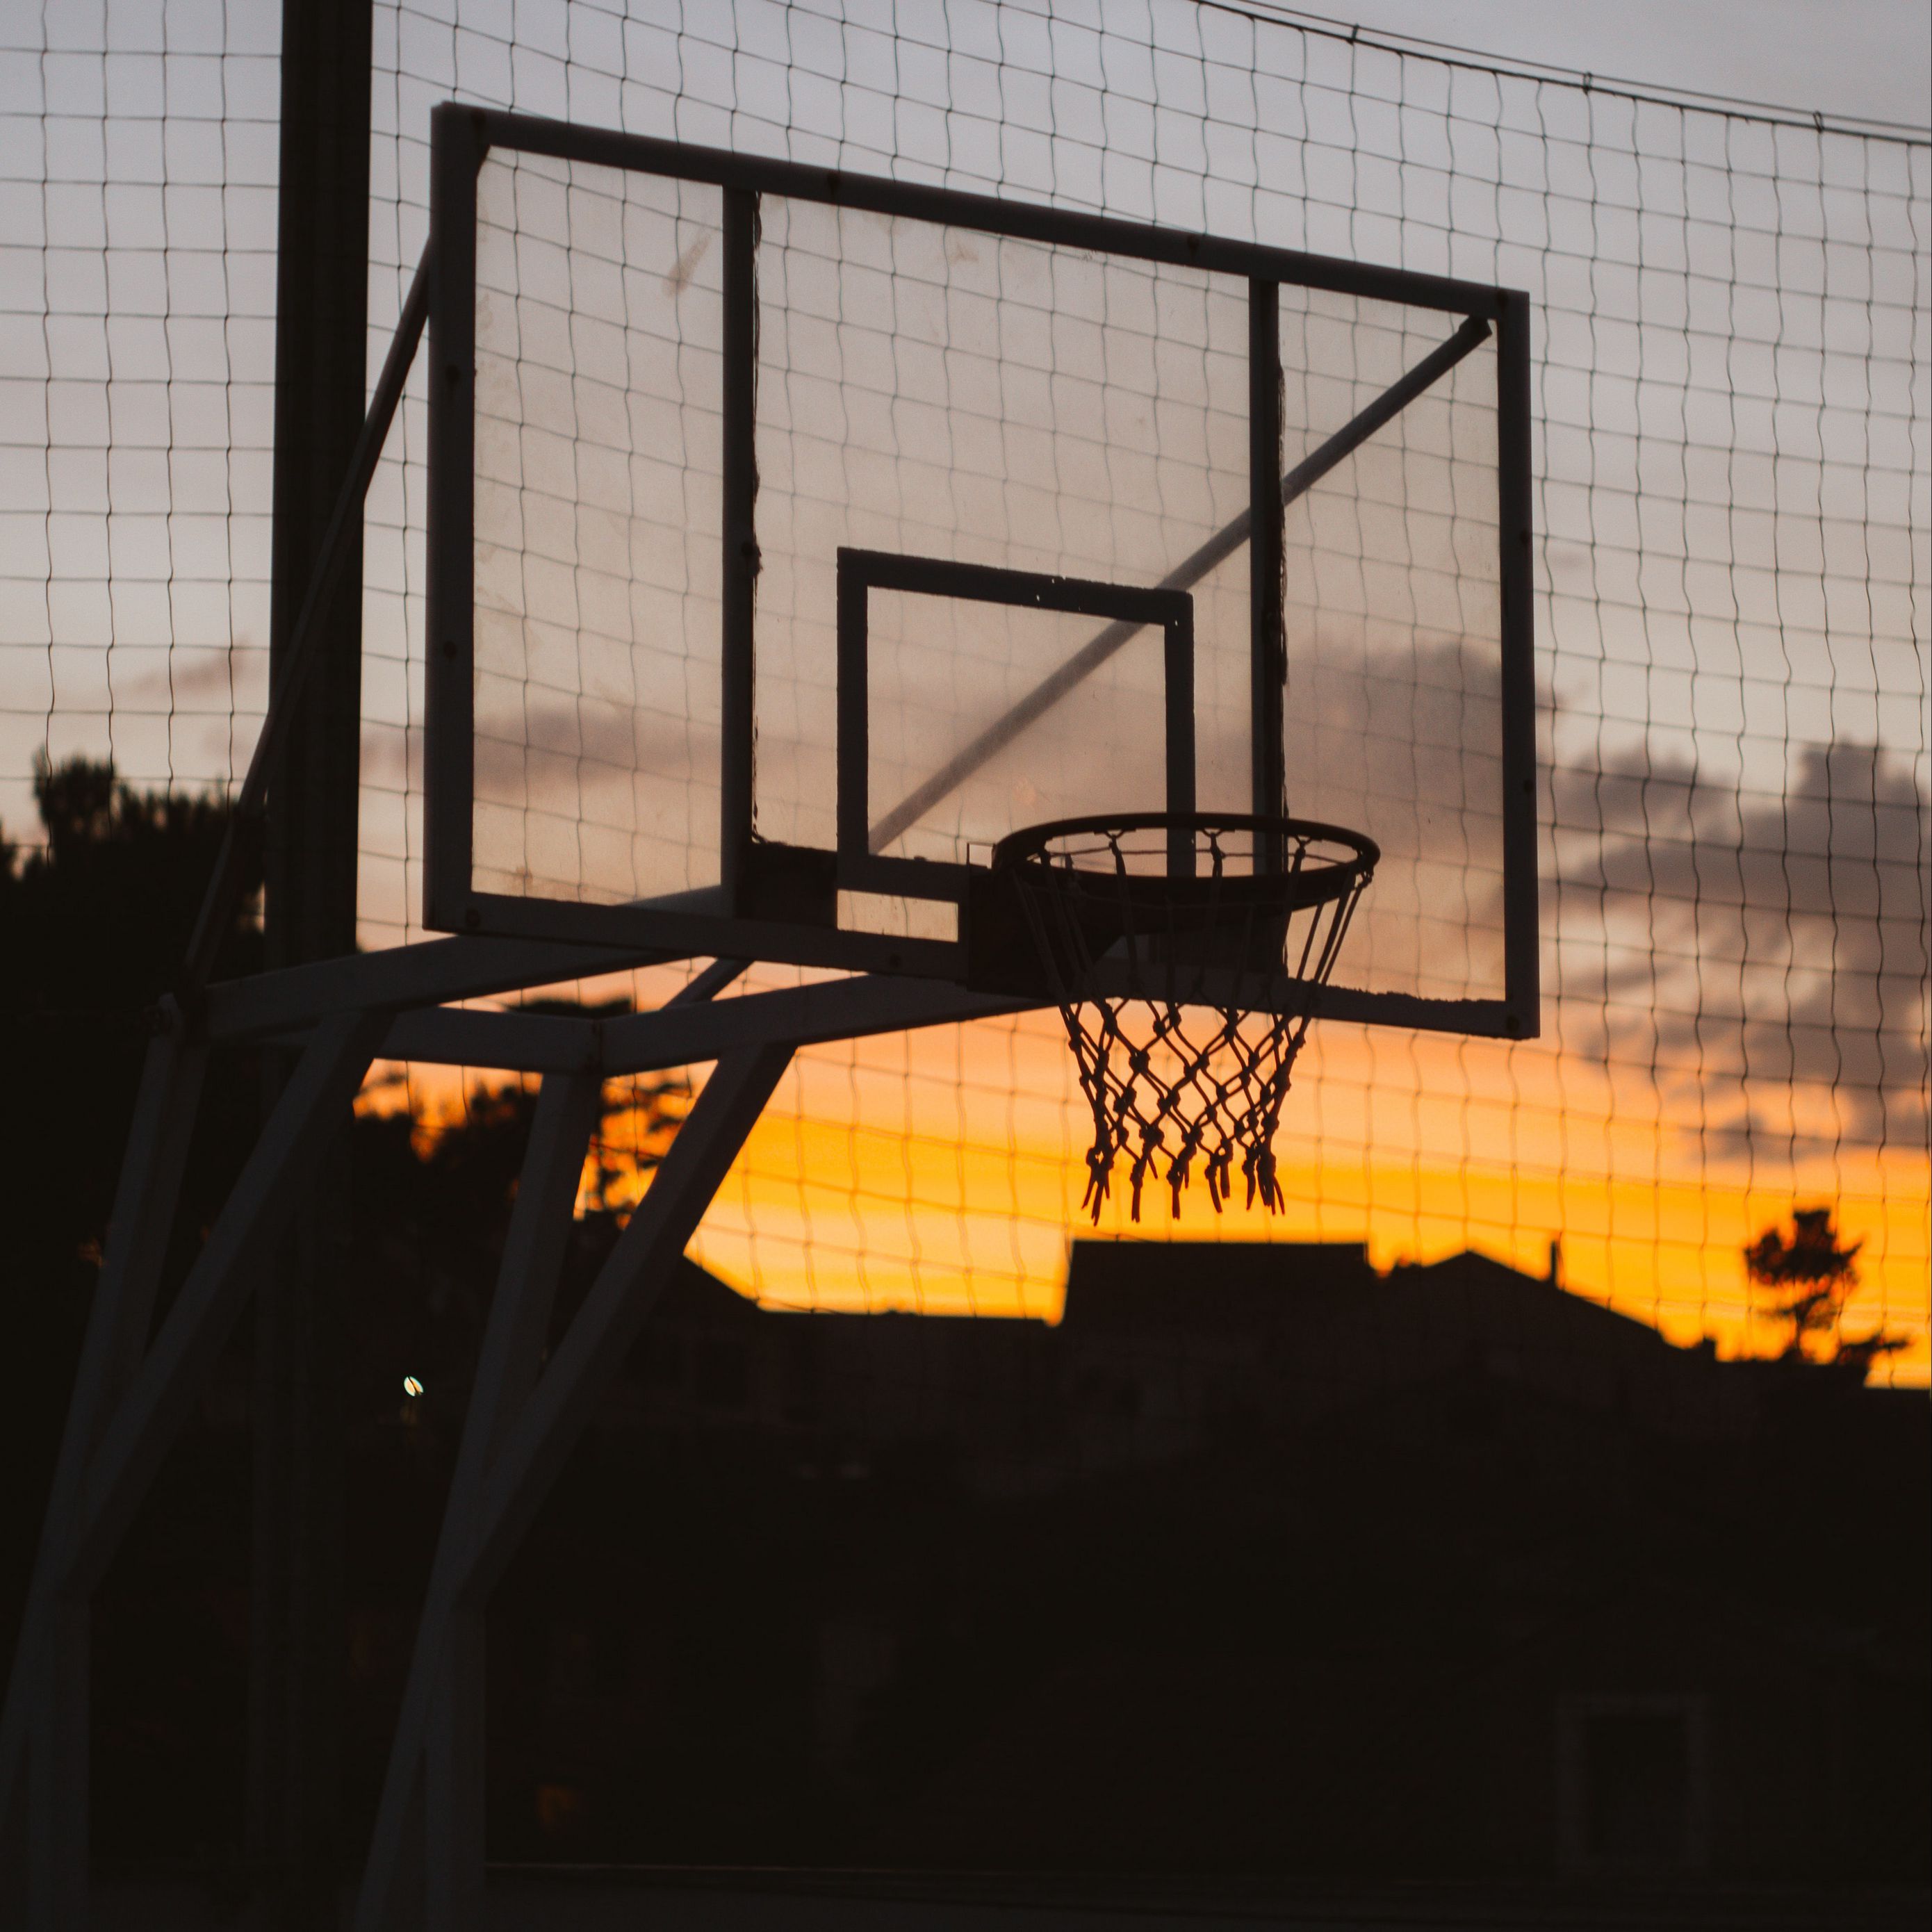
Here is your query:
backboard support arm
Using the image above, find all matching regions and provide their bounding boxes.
[354,1035,790,1931]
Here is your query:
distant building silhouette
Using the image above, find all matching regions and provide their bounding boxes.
[589,1238,1811,1491]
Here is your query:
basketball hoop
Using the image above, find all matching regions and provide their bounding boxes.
[993,814,1377,1222]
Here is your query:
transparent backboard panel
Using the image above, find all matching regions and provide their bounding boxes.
[865,593,1173,866]
[751,200,1252,856]
[470,152,724,907]
[1279,289,1505,1002]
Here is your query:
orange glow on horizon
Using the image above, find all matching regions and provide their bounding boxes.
[363,994,1930,1387]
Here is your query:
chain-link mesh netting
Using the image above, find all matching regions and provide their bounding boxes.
[3,1,1926,1380]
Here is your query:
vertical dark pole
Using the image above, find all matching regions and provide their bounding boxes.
[423,104,480,933]
[1495,287,1539,1035]
[1163,606,1196,875]
[835,552,867,865]
[1249,279,1286,864]
[255,2,371,1925]
[720,188,759,901]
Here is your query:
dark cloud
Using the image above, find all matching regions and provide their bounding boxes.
[1551,735,1929,1152]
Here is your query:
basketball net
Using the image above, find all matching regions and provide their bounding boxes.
[995,817,1376,1221]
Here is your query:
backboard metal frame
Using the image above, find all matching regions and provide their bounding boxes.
[425,104,1539,1038]
[837,549,1197,900]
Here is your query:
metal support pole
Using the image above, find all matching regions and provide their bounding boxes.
[24,1605,87,1931]
[1,1032,206,1778]
[264,3,371,975]
[719,186,759,903]
[1495,287,1541,1035]
[423,1615,486,1931]
[355,1044,788,1931]
[423,1072,603,1930]
[1250,277,1286,850]
[0,1012,378,1930]
[256,3,373,1922]
[0,1026,206,1930]
[468,1046,793,1595]
[0,228,421,1932]
[361,969,741,1926]
[69,1013,388,1596]
[358,1072,600,1928]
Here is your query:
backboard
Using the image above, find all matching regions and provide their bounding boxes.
[425,106,1536,1037]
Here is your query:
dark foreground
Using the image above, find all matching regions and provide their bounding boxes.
[90,1868,1932,1930]
[17,1237,1928,1901]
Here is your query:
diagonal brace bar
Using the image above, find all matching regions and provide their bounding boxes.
[1,1009,380,1931]
[181,254,432,990]
[427,1072,604,1929]
[355,1071,603,1930]
[356,967,757,1930]
[467,1043,792,1598]
[352,1045,788,1930]
[0,1028,206,1796]
[0,1024,206,1927]
[69,1010,389,1594]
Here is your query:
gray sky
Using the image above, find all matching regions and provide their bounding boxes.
[1298,0,1931,129]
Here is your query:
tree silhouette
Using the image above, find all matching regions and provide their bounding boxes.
[341,1048,695,1432]
[0,754,261,1270]
[1743,1207,1903,1375]
[508,996,694,1218]
[589,1074,694,1217]
[1,754,263,1658]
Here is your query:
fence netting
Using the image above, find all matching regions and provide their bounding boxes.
[8,0,1932,1885]
[3,1,1925,1370]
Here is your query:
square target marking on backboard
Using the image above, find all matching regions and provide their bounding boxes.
[425,104,1537,1035]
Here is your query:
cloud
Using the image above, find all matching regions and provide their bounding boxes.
[1551,735,1929,1152]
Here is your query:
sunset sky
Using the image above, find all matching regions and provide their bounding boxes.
[373,956,1929,1385]
[6,1,1929,1387]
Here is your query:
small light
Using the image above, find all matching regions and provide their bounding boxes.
[402,1376,423,1398]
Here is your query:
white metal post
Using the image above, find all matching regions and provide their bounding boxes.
[69,1010,388,1596]
[1,1024,205,1928]
[24,1605,89,1932]
[356,1045,791,1931]
[423,1613,487,1931]
[425,1070,602,1929]
[359,1067,603,1926]
[0,1010,382,1931]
